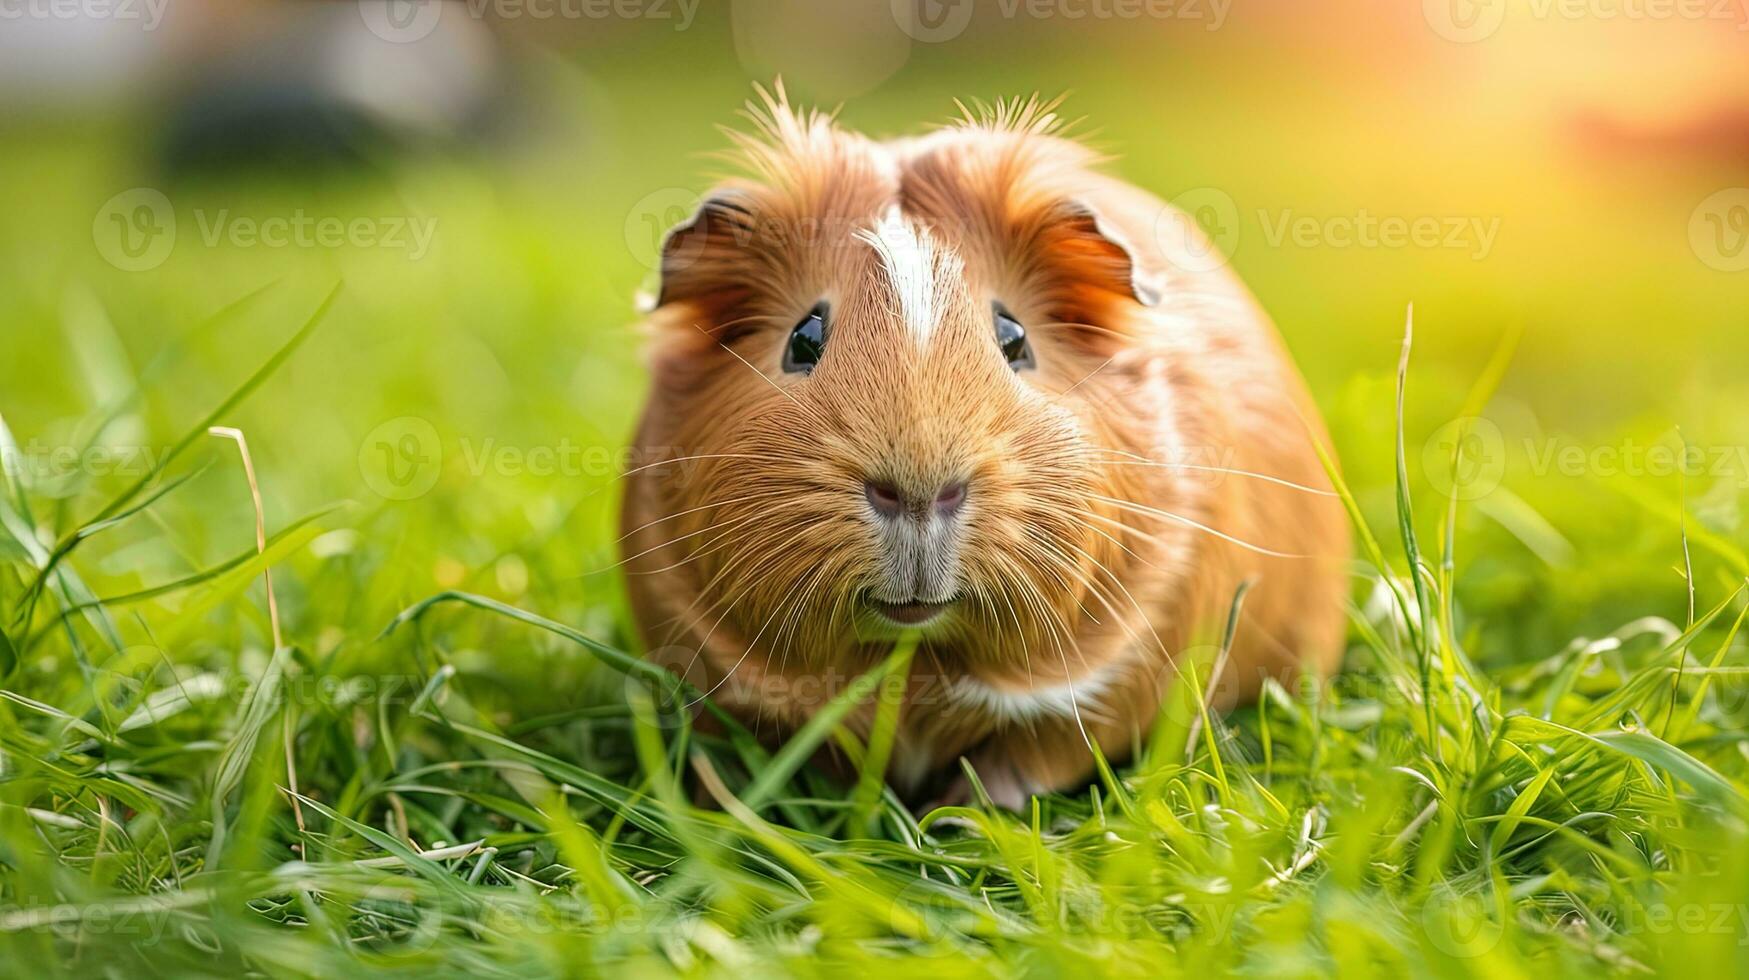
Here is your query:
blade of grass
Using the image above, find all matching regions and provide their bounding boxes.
[13,283,340,630]
[1393,305,1437,752]
[1670,583,1749,741]
[740,645,911,814]
[848,631,917,837]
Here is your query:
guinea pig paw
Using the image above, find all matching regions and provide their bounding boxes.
[927,758,1039,813]
[977,766,1040,813]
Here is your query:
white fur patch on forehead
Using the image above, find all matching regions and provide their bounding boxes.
[856,208,956,347]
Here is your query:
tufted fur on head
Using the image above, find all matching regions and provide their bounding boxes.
[620,83,1350,808]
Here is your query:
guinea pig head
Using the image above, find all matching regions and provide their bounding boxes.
[628,101,1166,676]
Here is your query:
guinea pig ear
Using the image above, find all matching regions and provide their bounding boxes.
[635,191,757,314]
[1037,199,1163,310]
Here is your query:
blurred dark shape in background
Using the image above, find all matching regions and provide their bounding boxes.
[0,0,510,180]
[156,3,506,178]
[1575,106,1749,169]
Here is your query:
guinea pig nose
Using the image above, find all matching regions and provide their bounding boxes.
[864,478,969,521]
[933,480,968,515]
[865,479,905,518]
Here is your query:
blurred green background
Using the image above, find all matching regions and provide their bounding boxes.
[1,0,1746,709]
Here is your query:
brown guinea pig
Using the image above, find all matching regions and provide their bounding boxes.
[620,87,1350,810]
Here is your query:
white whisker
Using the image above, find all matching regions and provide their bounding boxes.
[1086,492,1310,559]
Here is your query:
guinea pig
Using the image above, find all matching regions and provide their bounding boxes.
[620,87,1350,810]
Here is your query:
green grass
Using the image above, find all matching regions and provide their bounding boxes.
[3,34,1749,975]
[5,313,1749,978]
[5,249,1749,980]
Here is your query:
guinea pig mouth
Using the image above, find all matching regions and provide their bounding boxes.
[866,594,960,627]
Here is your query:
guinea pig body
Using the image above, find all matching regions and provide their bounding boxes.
[620,91,1350,809]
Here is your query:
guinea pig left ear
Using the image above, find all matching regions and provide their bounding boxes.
[635,191,756,314]
[1040,199,1163,309]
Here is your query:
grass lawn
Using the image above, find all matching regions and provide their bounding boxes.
[2,23,1748,978]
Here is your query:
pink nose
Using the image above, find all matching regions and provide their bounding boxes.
[865,479,968,521]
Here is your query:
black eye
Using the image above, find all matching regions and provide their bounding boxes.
[994,305,1034,371]
[783,304,827,374]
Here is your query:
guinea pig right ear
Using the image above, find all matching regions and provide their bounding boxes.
[635,191,757,315]
[1041,199,1164,310]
